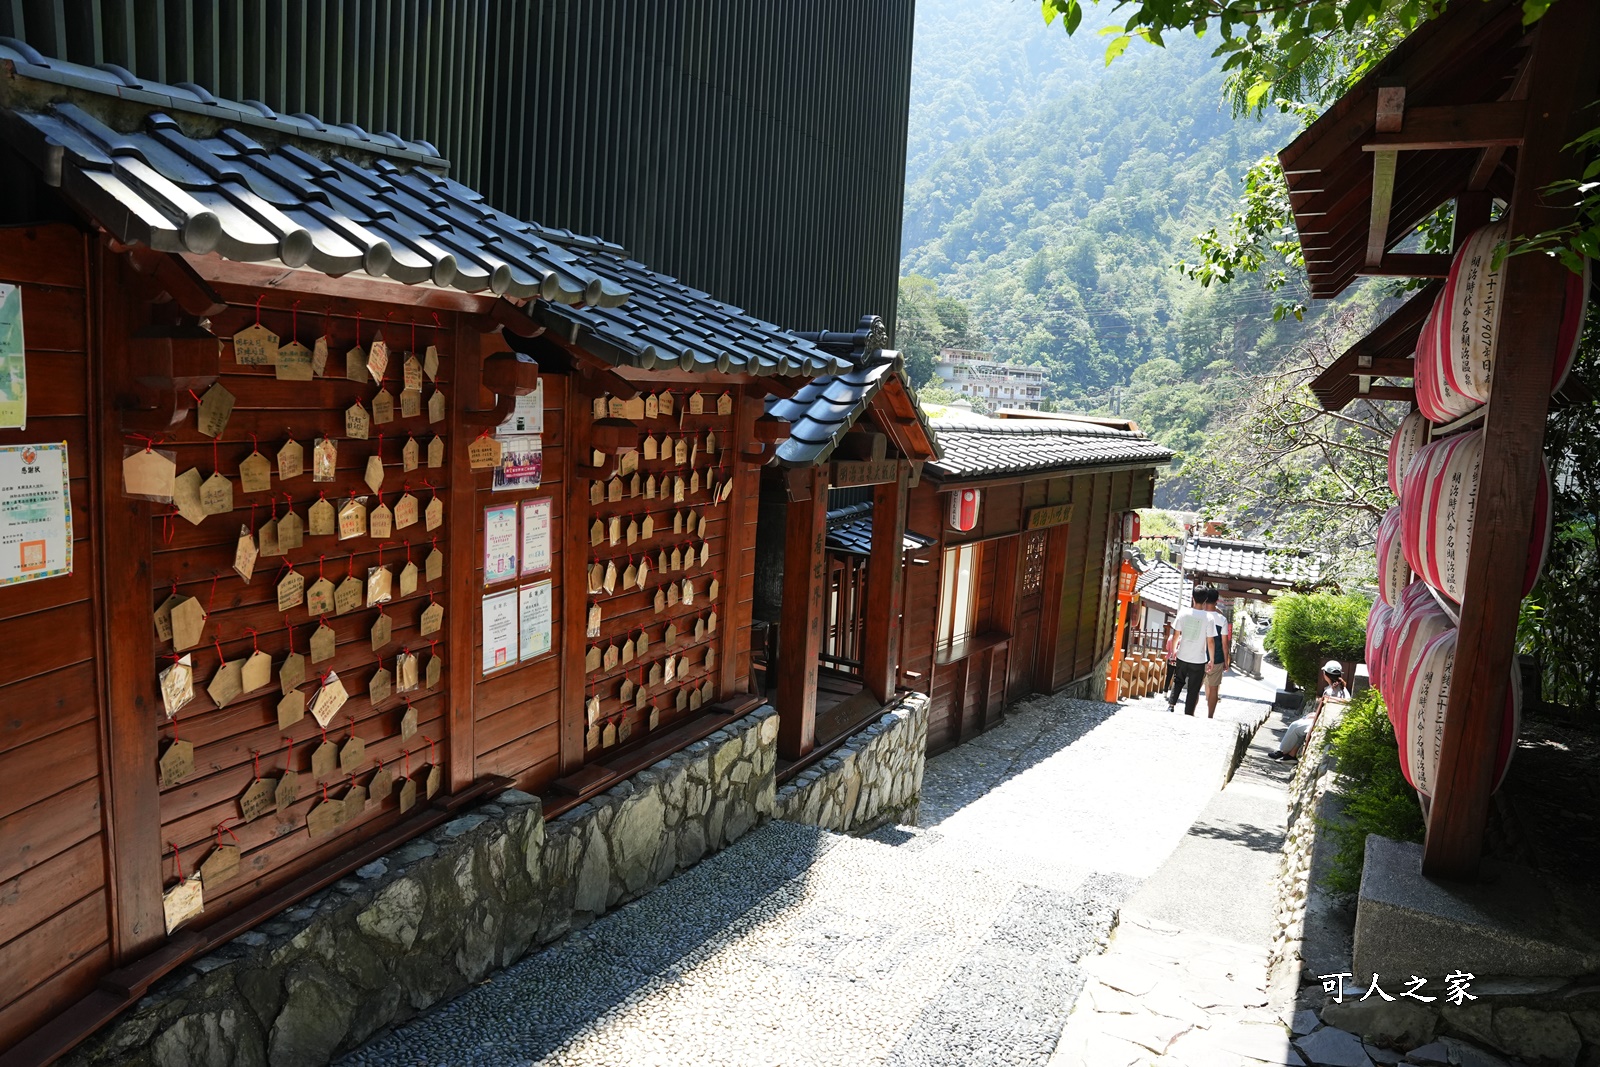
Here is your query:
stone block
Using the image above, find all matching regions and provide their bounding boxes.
[1321,998,1436,1049]
[1295,1024,1371,1066]
[1355,836,1600,982]
[267,963,355,1067]
[1491,1007,1581,1067]
[355,879,425,950]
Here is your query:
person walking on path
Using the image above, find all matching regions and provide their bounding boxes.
[1201,588,1232,718]
[1269,660,1350,760]
[1165,589,1212,716]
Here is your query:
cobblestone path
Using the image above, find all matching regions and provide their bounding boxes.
[343,695,1245,1067]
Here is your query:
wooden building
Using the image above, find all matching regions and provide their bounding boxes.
[898,412,1173,753]
[1290,0,1598,877]
[0,51,852,1057]
[754,319,941,768]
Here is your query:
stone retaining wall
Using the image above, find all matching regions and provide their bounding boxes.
[68,707,782,1067]
[774,692,928,833]
[1269,704,1348,1002]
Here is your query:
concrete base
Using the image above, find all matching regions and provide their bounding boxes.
[1354,835,1600,982]
[1275,689,1304,710]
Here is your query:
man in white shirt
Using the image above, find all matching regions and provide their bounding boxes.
[1165,589,1212,716]
[1201,588,1232,718]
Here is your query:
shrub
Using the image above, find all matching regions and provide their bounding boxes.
[1320,688,1425,895]
[1265,591,1369,690]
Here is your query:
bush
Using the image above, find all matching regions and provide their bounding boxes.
[1321,688,1425,895]
[1265,591,1369,690]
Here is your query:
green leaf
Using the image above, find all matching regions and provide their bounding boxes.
[1104,34,1133,65]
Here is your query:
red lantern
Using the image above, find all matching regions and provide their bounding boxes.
[948,488,981,532]
[1398,626,1519,798]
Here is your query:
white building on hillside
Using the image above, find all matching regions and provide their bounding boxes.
[932,348,1046,410]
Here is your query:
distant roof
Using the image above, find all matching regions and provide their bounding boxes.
[0,41,848,380]
[1135,559,1187,612]
[823,502,936,557]
[1182,536,1320,588]
[922,411,1174,481]
[764,317,940,465]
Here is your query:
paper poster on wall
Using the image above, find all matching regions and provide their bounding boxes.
[484,504,518,584]
[0,442,71,585]
[521,498,552,575]
[0,284,25,429]
[481,590,518,673]
[519,579,553,661]
[491,436,543,492]
[495,379,544,436]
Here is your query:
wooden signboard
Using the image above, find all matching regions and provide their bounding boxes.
[831,458,899,488]
[1026,502,1076,530]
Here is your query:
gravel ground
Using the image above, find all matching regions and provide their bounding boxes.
[341,695,1241,1067]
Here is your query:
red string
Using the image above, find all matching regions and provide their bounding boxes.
[431,312,442,334]
[216,818,239,846]
[321,782,330,802]
[318,555,325,579]
[170,842,184,880]
[347,553,356,578]
[252,750,261,780]
[171,714,180,742]
[424,735,437,765]
[246,627,259,652]
[403,748,411,777]
[162,506,177,544]
[285,621,295,653]
[285,735,295,764]
[291,299,300,340]
[254,294,264,325]
[411,319,417,351]
[212,438,220,473]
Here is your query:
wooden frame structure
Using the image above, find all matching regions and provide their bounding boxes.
[0,54,850,1060]
[1288,0,1600,878]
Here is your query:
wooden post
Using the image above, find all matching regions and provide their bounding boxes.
[559,376,596,774]
[95,247,166,960]
[1422,0,1600,879]
[718,389,757,697]
[860,461,907,704]
[776,464,828,759]
[443,315,480,793]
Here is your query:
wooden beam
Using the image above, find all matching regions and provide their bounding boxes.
[1366,149,1399,266]
[861,462,909,704]
[1375,84,1406,133]
[776,465,829,759]
[1423,0,1600,881]
[1345,356,1416,377]
[1362,101,1528,152]
[1354,385,1415,402]
[1355,253,1452,278]
[718,390,757,698]
[444,314,479,793]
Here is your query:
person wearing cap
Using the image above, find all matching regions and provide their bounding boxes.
[1164,588,1212,716]
[1268,660,1351,761]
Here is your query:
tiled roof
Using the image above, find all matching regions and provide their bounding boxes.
[1134,559,1187,612]
[765,350,938,465]
[924,414,1174,481]
[537,259,849,378]
[1182,537,1320,587]
[823,502,936,557]
[0,42,619,304]
[0,42,848,380]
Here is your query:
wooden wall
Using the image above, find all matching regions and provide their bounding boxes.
[900,466,1156,754]
[0,225,111,1052]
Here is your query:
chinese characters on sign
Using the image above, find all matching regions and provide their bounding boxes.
[0,283,25,429]
[518,579,553,661]
[1319,972,1475,1006]
[481,590,518,673]
[521,498,552,575]
[484,504,518,584]
[0,442,71,584]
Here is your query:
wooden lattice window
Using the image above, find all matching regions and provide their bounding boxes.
[1022,531,1047,595]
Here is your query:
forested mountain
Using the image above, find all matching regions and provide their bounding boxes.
[899,0,1303,453]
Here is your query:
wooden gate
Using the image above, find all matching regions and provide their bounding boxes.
[1007,530,1048,703]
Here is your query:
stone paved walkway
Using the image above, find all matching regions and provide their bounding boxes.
[342,693,1246,1067]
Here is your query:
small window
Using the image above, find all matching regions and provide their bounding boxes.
[936,542,981,657]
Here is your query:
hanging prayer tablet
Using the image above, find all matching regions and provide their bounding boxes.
[242,649,272,693]
[603,560,618,594]
[621,677,635,703]
[717,392,733,416]
[200,471,234,516]
[340,735,367,775]
[644,436,659,461]
[654,588,666,613]
[649,662,663,687]
[163,872,204,935]
[665,622,679,647]
[667,582,680,607]
[313,436,338,482]
[425,496,443,531]
[240,777,276,823]
[590,518,605,547]
[676,688,688,712]
[630,473,641,498]
[171,596,207,652]
[159,738,195,786]
[311,738,339,779]
[603,644,620,671]
[426,763,441,800]
[370,665,392,706]
[233,321,279,365]
[279,508,304,550]
[312,335,330,376]
[233,525,259,582]
[403,354,423,391]
[371,764,395,803]
[429,389,446,423]
[690,469,700,496]
[624,395,645,420]
[424,344,440,382]
[276,340,313,381]
[626,519,639,546]
[428,435,445,468]
[369,501,393,539]
[602,722,617,748]
[401,697,419,733]
[636,629,650,656]
[399,777,417,813]
[587,602,602,637]
[373,389,396,425]
[346,401,371,440]
[306,797,342,837]
[674,438,688,464]
[399,560,419,597]
[586,645,602,672]
[642,514,655,540]
[153,593,182,644]
[402,436,419,472]
[624,560,639,589]
[281,650,306,694]
[588,561,604,594]
[621,449,639,476]
[608,515,622,546]
[659,391,675,416]
[425,652,441,689]
[258,516,281,558]
[276,770,300,814]
[367,332,390,381]
[607,476,623,503]
[159,655,194,718]
[310,671,349,727]
[673,476,685,503]
[196,383,236,438]
[645,394,660,419]
[365,454,385,494]
[420,601,443,636]
[395,492,419,529]
[173,468,205,525]
[305,576,335,616]
[342,781,368,822]
[694,617,706,642]
[708,609,719,633]
[648,705,659,728]
[239,451,272,494]
[674,511,685,535]
[310,622,337,664]
[346,345,370,383]
[645,475,657,500]
[688,391,704,415]
[337,497,367,540]
[124,446,176,502]
[637,557,650,588]
[426,545,444,582]
[705,645,717,673]
[277,688,305,730]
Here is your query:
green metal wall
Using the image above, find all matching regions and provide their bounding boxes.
[0,0,914,332]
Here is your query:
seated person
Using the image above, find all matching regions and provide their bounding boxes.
[1268,660,1350,761]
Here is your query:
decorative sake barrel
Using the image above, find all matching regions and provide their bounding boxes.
[1376,505,1409,608]
[1416,223,1589,420]
[1384,582,1452,729]
[1388,411,1428,498]
[1398,626,1519,798]
[1366,599,1393,697]
[1399,429,1551,604]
